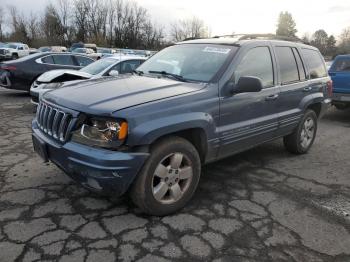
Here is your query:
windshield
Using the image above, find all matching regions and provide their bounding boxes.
[137,44,237,82]
[80,58,117,75]
[4,44,18,49]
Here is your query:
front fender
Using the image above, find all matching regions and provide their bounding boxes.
[127,112,214,146]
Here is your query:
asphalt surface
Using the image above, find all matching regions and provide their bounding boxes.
[0,87,350,262]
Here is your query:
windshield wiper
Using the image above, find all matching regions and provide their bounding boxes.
[148,70,187,82]
[133,69,144,76]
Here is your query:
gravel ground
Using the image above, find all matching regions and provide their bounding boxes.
[0,87,350,262]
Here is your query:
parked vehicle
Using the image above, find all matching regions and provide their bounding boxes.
[70,43,97,52]
[29,48,39,55]
[32,35,331,215]
[325,60,333,70]
[39,46,67,53]
[329,55,350,109]
[0,42,30,60]
[0,52,94,91]
[30,56,146,104]
[72,48,101,60]
[0,42,6,48]
[97,48,116,58]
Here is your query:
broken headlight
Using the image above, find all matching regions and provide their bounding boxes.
[72,118,128,149]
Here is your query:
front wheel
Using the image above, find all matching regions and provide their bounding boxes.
[283,110,318,154]
[11,53,19,60]
[130,136,201,216]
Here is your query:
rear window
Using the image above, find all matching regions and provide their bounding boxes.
[275,47,299,84]
[331,58,350,72]
[301,49,327,79]
[42,56,54,64]
[52,55,75,66]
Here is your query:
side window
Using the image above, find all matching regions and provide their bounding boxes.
[332,58,350,72]
[301,49,327,79]
[41,56,54,64]
[275,47,299,84]
[110,63,121,73]
[292,48,306,81]
[52,55,75,66]
[18,46,24,50]
[119,60,141,74]
[74,56,93,67]
[234,47,274,88]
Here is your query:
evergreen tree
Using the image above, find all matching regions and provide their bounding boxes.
[276,11,297,37]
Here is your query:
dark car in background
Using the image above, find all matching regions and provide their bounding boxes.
[0,52,94,91]
[328,55,350,109]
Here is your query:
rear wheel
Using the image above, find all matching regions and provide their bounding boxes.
[283,110,317,154]
[130,136,201,216]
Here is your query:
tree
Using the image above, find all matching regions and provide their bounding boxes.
[338,27,350,55]
[0,7,4,41]
[326,35,337,58]
[311,29,328,55]
[170,16,209,42]
[276,11,297,38]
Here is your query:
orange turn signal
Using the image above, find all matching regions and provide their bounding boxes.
[118,122,128,140]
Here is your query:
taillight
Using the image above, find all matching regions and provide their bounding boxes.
[0,65,16,71]
[326,80,333,97]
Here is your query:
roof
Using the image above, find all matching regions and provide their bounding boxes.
[177,34,314,49]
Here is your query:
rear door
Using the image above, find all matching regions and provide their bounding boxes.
[329,56,350,94]
[218,44,280,158]
[272,45,308,136]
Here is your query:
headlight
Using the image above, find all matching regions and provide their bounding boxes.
[72,118,128,149]
[5,50,10,54]
[43,82,64,89]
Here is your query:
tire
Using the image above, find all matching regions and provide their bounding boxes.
[130,136,201,216]
[283,110,318,154]
[11,53,19,60]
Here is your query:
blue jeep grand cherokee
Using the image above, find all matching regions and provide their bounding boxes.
[32,35,332,215]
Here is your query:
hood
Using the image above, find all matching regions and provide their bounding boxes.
[43,75,205,114]
[0,48,15,52]
[37,69,92,83]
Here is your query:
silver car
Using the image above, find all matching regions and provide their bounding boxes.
[30,56,146,104]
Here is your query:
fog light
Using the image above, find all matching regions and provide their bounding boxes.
[86,178,102,190]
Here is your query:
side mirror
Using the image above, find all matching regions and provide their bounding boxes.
[231,76,263,94]
[109,70,119,77]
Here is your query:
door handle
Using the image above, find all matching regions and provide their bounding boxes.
[303,86,312,92]
[265,94,279,101]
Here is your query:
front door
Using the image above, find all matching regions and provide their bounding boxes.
[218,46,280,158]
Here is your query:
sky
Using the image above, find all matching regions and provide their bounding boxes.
[3,0,350,39]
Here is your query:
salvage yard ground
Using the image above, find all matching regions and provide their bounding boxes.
[0,87,350,262]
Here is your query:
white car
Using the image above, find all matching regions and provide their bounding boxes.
[0,42,30,60]
[72,48,102,60]
[30,56,147,104]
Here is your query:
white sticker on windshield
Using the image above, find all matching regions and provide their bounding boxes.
[202,47,231,54]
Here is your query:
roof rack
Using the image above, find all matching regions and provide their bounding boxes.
[212,34,308,44]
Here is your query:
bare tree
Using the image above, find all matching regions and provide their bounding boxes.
[0,7,5,41]
[170,16,209,42]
